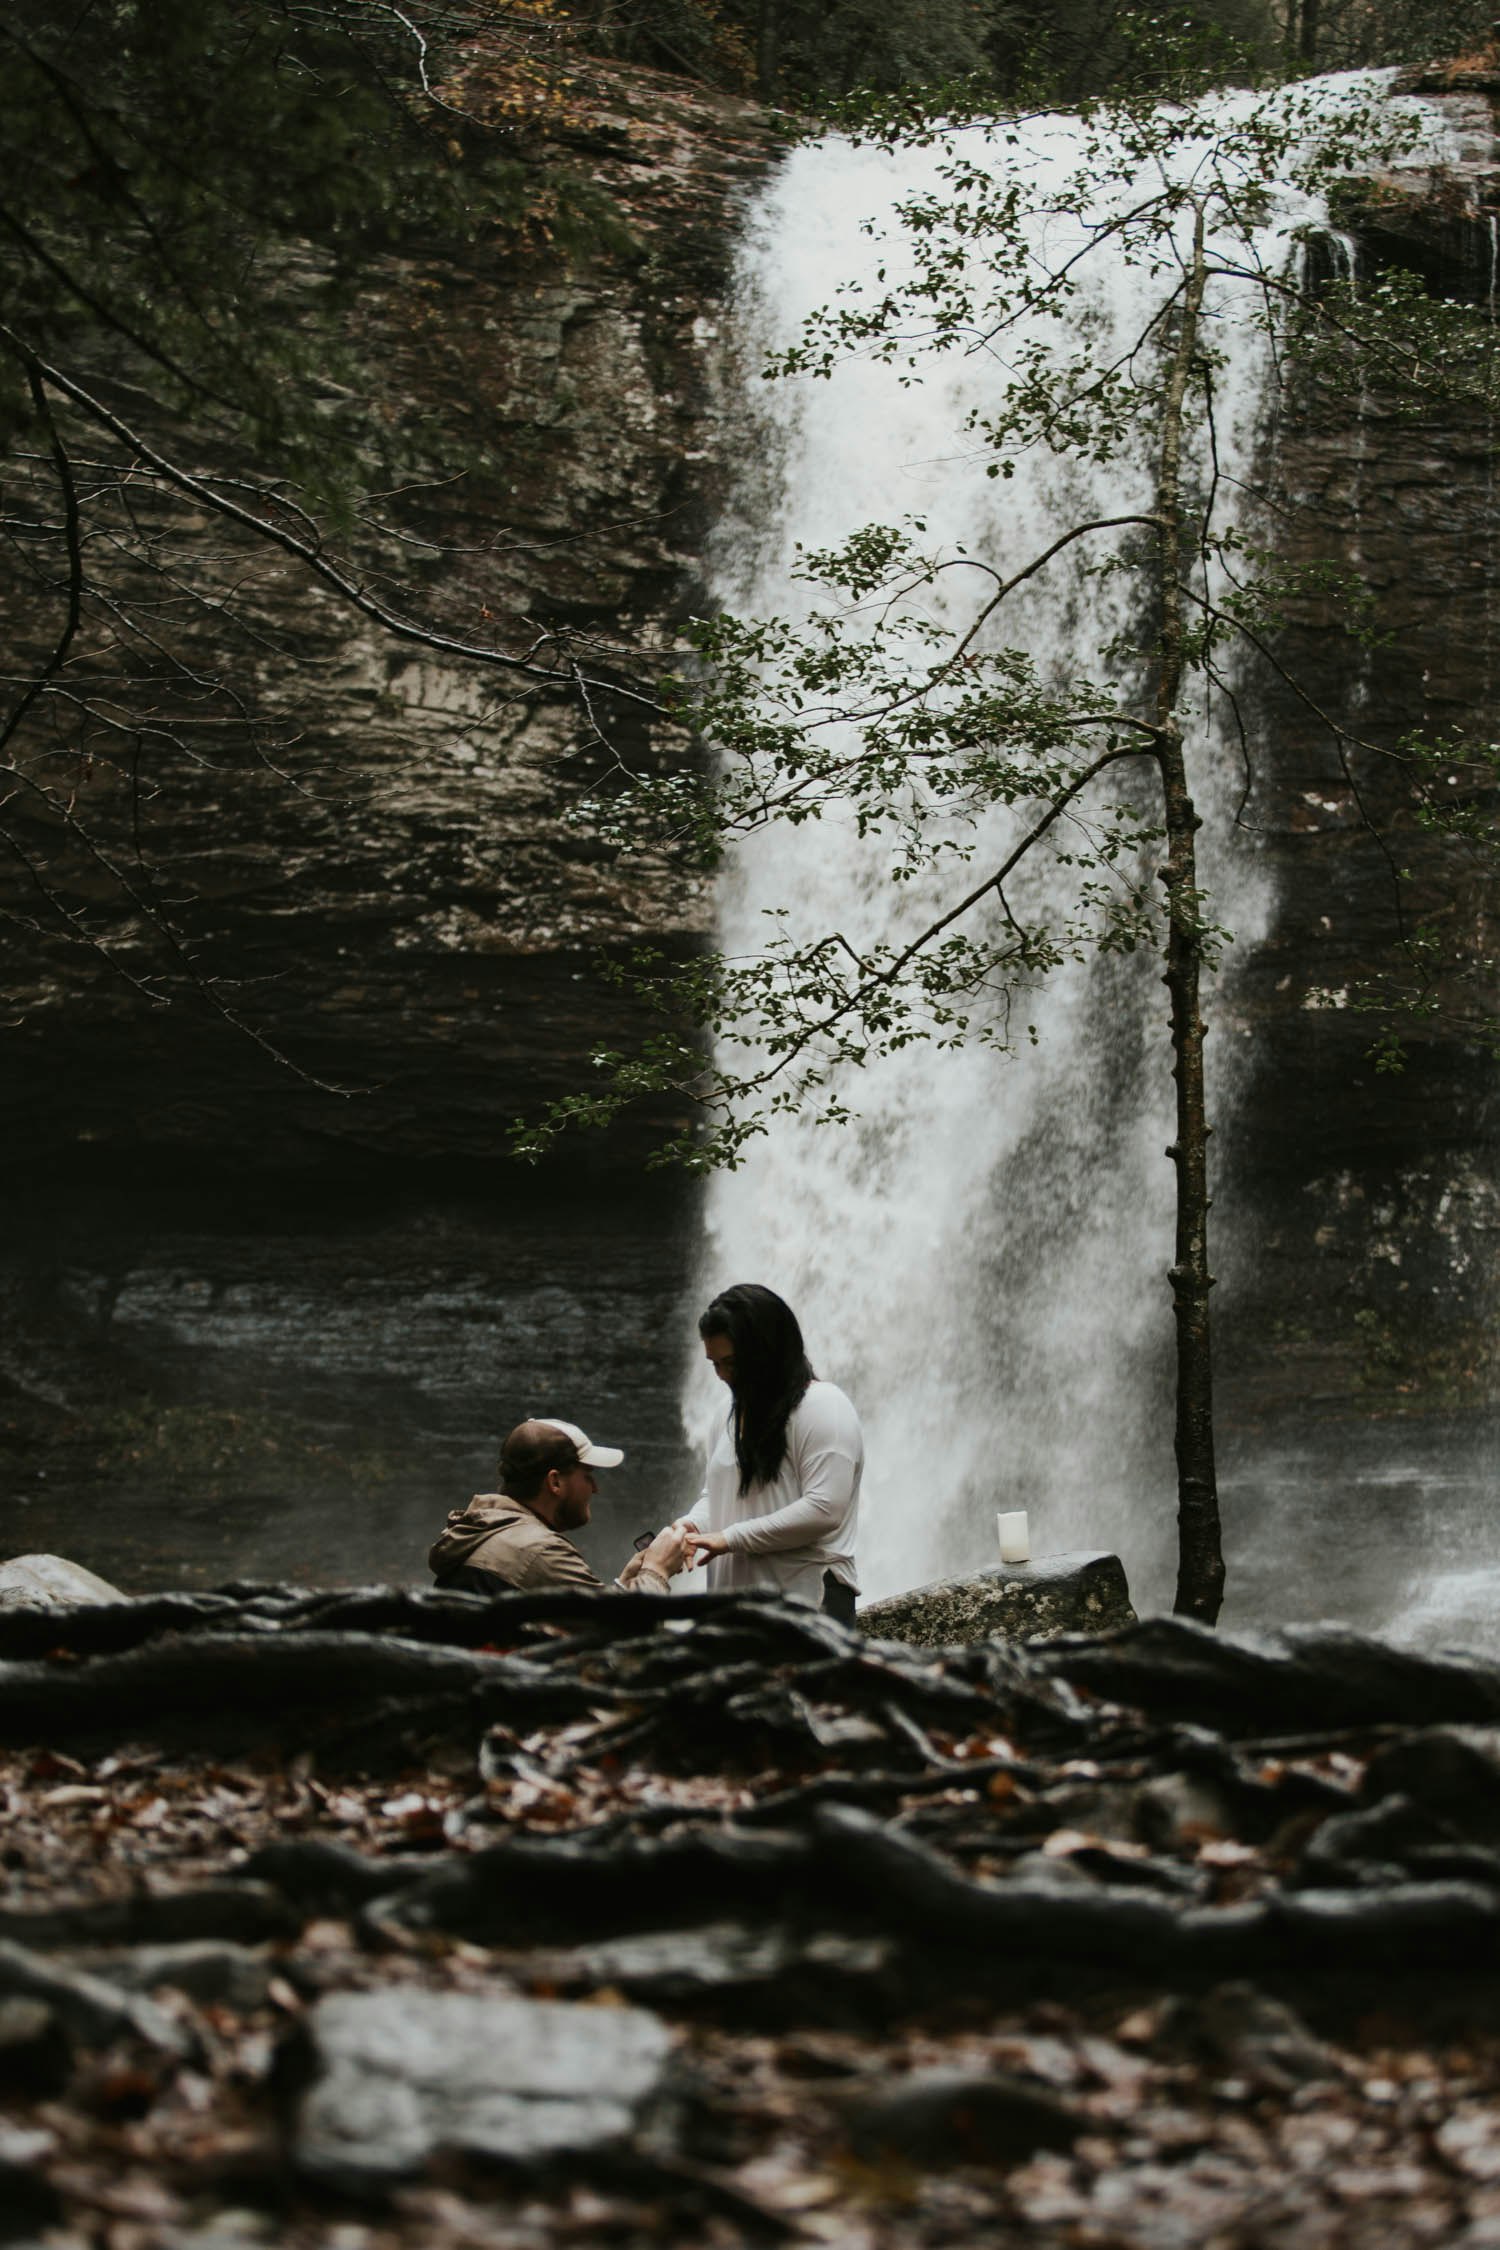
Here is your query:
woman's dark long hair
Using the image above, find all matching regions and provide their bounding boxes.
[699,1283,815,1495]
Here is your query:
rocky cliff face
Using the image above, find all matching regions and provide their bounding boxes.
[5,59,776,1176]
[0,61,775,1584]
[1211,79,1500,1635]
[1220,83,1499,1420]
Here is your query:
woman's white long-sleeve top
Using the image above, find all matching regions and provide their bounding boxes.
[687,1379,862,1607]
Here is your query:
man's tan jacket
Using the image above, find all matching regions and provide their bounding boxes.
[428,1493,671,1595]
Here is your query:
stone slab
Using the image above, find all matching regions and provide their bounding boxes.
[859,1550,1135,1647]
[514,1921,892,2008]
[293,1989,675,2191]
[0,1555,125,1611]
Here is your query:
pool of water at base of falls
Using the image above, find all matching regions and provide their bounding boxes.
[1219,1414,1500,1656]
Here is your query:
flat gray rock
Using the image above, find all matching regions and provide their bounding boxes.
[293,1988,675,2191]
[0,1554,125,1611]
[515,1921,891,2006]
[859,1551,1135,1647]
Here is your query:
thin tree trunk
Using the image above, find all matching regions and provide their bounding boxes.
[1283,0,1300,68]
[1152,205,1225,1627]
[1298,0,1319,67]
[756,0,780,101]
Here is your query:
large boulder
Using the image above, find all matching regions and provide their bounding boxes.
[0,1555,124,1611]
[290,1989,677,2193]
[859,1551,1135,1647]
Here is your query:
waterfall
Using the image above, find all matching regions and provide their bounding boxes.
[686,79,1463,1612]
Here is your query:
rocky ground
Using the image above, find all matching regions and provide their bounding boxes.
[5,1591,1500,2245]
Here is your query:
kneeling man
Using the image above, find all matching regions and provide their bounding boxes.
[429,1418,688,1594]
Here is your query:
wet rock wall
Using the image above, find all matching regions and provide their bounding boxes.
[1218,85,1500,1457]
[0,61,774,1582]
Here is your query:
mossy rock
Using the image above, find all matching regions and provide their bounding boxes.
[859,1552,1136,1648]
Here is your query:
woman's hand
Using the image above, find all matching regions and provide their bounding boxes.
[685,1527,729,1569]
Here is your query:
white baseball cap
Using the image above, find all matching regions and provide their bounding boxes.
[537,1417,624,1470]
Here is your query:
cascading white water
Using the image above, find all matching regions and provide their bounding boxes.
[685,79,1464,1612]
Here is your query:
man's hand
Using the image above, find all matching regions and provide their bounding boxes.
[639,1520,693,1579]
[685,1527,729,1569]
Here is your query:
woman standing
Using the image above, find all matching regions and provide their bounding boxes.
[685,1283,862,1623]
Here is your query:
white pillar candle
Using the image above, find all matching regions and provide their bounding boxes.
[997,1510,1030,1564]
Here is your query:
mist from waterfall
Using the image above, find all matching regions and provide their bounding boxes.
[685,80,1463,1614]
